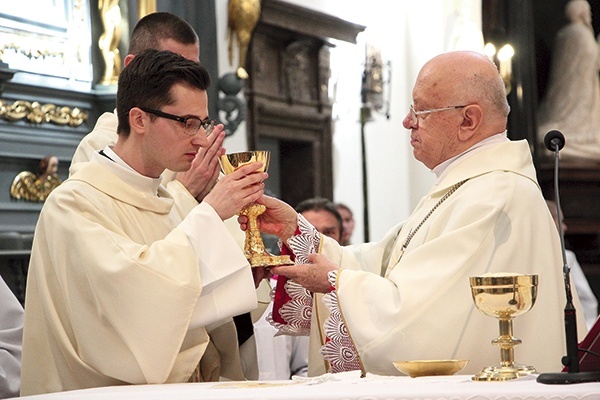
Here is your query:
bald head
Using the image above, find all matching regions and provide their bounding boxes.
[406,51,511,169]
[419,51,510,124]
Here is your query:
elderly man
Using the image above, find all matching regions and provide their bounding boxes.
[244,51,586,377]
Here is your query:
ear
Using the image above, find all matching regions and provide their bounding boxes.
[123,54,135,68]
[128,107,147,135]
[458,104,483,141]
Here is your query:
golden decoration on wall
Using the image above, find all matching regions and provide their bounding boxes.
[98,0,123,85]
[10,156,62,202]
[227,0,261,79]
[0,100,87,127]
[0,44,65,63]
[138,0,157,19]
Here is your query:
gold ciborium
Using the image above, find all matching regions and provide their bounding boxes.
[469,273,538,381]
[219,151,292,268]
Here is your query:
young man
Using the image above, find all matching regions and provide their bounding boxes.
[71,12,257,381]
[71,12,221,210]
[245,51,587,377]
[21,50,265,395]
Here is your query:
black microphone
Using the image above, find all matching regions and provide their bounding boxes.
[544,130,565,151]
[537,131,600,384]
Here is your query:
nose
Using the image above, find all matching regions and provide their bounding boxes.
[192,131,209,148]
[403,111,415,130]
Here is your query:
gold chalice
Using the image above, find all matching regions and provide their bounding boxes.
[219,151,292,268]
[469,273,538,381]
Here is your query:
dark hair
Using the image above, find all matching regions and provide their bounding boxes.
[335,202,353,216]
[116,49,211,136]
[128,12,198,56]
[295,197,344,238]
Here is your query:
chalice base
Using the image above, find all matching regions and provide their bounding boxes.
[248,253,293,268]
[472,363,537,381]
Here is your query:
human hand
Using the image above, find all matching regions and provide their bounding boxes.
[237,195,297,242]
[175,124,226,201]
[203,161,266,220]
[251,266,272,288]
[270,253,338,293]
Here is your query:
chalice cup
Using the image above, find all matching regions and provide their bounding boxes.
[219,151,293,268]
[469,273,538,381]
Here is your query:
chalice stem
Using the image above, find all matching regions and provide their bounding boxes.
[495,319,519,368]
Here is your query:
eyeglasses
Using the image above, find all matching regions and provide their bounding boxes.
[139,107,215,136]
[409,104,466,126]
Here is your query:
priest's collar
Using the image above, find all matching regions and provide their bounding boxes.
[95,146,163,196]
[432,132,508,179]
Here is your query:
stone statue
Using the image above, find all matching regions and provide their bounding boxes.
[98,0,122,85]
[537,0,600,161]
[10,156,62,202]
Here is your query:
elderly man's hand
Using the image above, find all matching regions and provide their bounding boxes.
[175,124,226,201]
[270,253,338,293]
[238,195,298,242]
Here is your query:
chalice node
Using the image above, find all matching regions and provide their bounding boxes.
[219,151,292,267]
[469,273,538,381]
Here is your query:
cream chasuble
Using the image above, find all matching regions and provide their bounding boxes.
[21,151,256,395]
[279,140,587,377]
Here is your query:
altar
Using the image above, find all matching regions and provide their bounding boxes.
[14,371,600,400]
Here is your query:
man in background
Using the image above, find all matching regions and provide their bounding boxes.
[546,199,598,329]
[335,203,355,245]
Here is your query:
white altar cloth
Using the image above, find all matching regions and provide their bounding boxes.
[14,371,600,400]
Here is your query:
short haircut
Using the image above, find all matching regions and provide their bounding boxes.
[128,12,198,56]
[116,49,211,136]
[335,202,353,216]
[295,197,344,237]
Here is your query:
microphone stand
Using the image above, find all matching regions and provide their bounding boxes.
[536,144,600,384]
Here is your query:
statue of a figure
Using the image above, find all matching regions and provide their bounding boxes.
[537,0,600,161]
[98,0,123,85]
[10,156,62,202]
[227,0,261,79]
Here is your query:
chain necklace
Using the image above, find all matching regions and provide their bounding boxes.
[395,179,469,263]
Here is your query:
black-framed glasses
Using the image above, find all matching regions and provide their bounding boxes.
[409,104,466,126]
[139,107,215,136]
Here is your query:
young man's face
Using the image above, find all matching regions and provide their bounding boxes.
[142,83,209,176]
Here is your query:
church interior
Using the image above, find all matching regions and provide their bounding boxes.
[0,0,599,372]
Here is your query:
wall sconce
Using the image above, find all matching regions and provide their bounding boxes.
[484,42,514,94]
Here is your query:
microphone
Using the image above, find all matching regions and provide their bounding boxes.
[544,130,565,151]
[537,131,600,384]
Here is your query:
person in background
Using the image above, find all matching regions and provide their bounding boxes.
[253,197,343,380]
[297,198,343,243]
[70,12,257,381]
[21,50,266,395]
[335,203,355,246]
[243,50,586,377]
[0,277,23,398]
[546,199,598,329]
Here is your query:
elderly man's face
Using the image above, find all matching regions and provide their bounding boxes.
[402,69,465,169]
